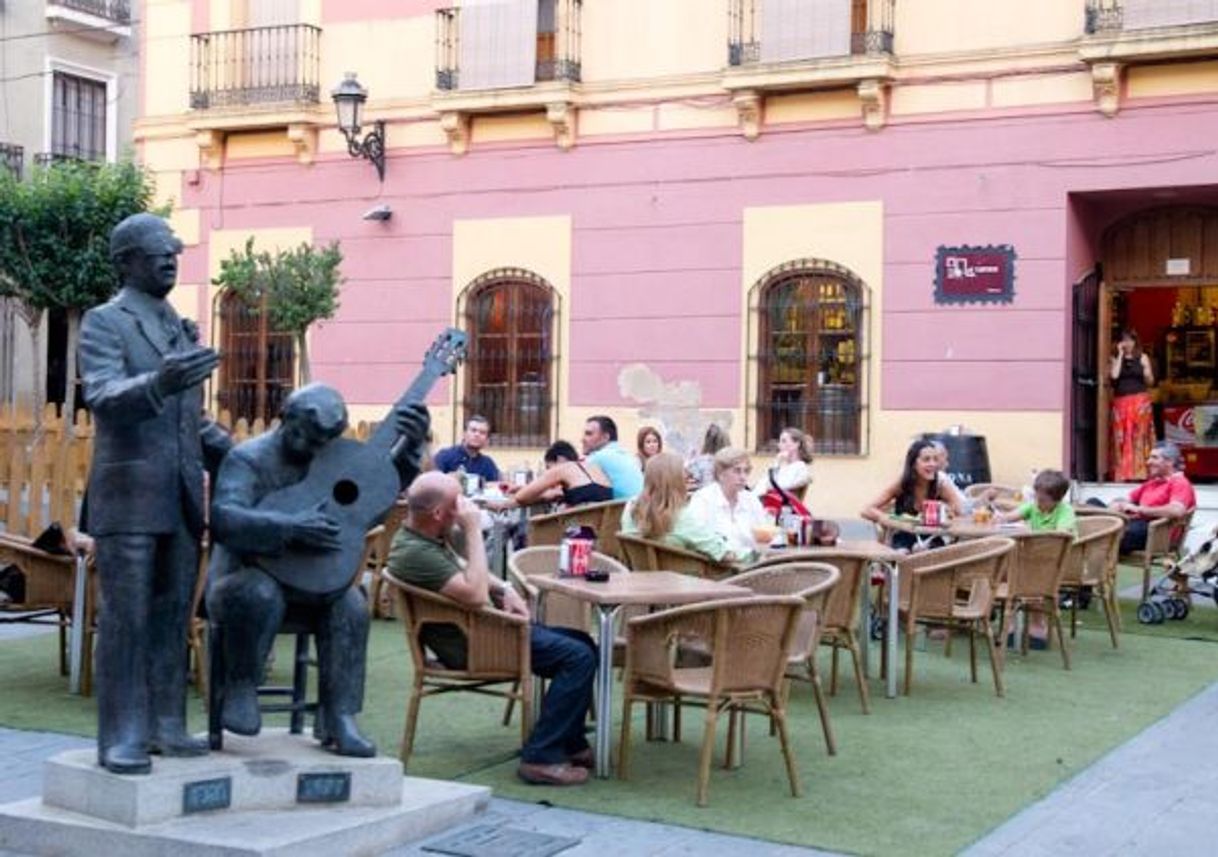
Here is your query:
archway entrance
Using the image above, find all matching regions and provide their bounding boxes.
[1086,205,1218,482]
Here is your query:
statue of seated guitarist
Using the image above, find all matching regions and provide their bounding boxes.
[206,384,429,756]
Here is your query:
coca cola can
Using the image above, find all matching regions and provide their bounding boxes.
[569,539,593,577]
[922,500,941,528]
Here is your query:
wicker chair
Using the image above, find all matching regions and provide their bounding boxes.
[0,533,96,693]
[618,594,805,807]
[500,545,630,727]
[1127,511,1194,603]
[726,563,841,755]
[382,571,532,769]
[527,499,629,560]
[892,537,1016,696]
[615,532,736,579]
[367,503,407,619]
[1060,515,1124,647]
[994,531,1075,670]
[747,551,871,714]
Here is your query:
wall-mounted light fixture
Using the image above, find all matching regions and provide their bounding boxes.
[331,72,385,181]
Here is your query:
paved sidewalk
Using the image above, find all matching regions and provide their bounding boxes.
[2,674,1218,857]
[963,680,1218,857]
[0,728,830,857]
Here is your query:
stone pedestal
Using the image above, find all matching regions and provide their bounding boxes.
[0,730,490,856]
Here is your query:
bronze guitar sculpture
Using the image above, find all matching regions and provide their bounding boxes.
[255,328,467,593]
[206,328,464,754]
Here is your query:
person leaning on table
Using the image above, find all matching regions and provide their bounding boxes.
[482,440,612,513]
[862,438,966,552]
[387,472,597,787]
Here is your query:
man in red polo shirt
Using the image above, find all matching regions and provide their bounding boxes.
[1111,443,1196,554]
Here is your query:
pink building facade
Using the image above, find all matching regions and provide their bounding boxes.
[140,1,1218,514]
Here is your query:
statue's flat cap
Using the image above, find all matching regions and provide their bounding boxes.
[109,213,183,259]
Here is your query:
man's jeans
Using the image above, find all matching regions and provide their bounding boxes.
[1120,519,1150,554]
[522,625,597,765]
[1085,498,1149,553]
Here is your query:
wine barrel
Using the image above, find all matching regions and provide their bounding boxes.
[919,432,992,490]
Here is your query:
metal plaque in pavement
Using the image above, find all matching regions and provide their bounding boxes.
[422,824,579,857]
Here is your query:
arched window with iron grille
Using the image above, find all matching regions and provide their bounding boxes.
[213,289,296,423]
[752,260,867,455]
[459,269,558,448]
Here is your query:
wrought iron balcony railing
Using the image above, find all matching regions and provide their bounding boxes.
[33,152,89,167]
[435,0,582,92]
[1086,0,1218,34]
[0,144,23,181]
[190,24,322,110]
[49,0,132,25]
[729,0,894,66]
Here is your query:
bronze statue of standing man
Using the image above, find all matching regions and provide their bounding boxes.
[80,213,231,774]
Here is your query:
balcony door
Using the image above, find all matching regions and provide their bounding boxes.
[242,0,299,27]
[1124,0,1218,30]
[760,0,851,62]
[460,0,539,90]
[233,0,302,99]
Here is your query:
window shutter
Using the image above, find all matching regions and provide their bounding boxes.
[460,0,540,90]
[760,0,851,63]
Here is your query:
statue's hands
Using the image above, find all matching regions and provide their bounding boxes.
[393,404,430,446]
[156,346,220,398]
[289,502,342,551]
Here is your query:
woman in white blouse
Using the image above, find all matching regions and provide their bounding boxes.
[689,447,769,561]
[756,427,813,496]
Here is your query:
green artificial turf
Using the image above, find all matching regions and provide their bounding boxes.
[3,617,1217,856]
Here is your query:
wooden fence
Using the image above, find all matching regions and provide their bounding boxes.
[0,403,374,537]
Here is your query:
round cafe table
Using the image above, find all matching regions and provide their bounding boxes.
[880,515,1028,546]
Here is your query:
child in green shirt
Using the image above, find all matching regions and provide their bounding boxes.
[996,468,1075,648]
[1002,469,1077,534]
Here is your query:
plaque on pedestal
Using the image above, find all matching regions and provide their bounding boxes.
[0,730,490,856]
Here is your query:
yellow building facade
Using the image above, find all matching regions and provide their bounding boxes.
[138,1,1218,513]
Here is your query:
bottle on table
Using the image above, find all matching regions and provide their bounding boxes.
[778,502,799,547]
[1021,469,1038,504]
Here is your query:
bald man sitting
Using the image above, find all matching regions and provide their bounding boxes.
[387,472,596,786]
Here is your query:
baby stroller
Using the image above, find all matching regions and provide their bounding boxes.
[1138,529,1218,624]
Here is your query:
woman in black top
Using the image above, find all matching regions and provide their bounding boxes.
[862,439,963,551]
[1109,329,1155,481]
[487,441,613,510]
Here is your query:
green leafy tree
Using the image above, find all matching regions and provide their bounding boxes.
[0,159,160,425]
[212,238,342,384]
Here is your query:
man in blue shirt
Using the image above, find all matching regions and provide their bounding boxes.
[434,415,501,483]
[581,415,643,499]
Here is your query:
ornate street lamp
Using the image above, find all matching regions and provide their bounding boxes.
[331,72,386,181]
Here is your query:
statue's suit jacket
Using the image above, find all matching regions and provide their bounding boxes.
[79,287,230,537]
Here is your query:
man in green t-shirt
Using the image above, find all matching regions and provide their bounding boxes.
[387,472,595,787]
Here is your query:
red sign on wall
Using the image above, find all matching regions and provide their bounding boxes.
[934,245,1016,304]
